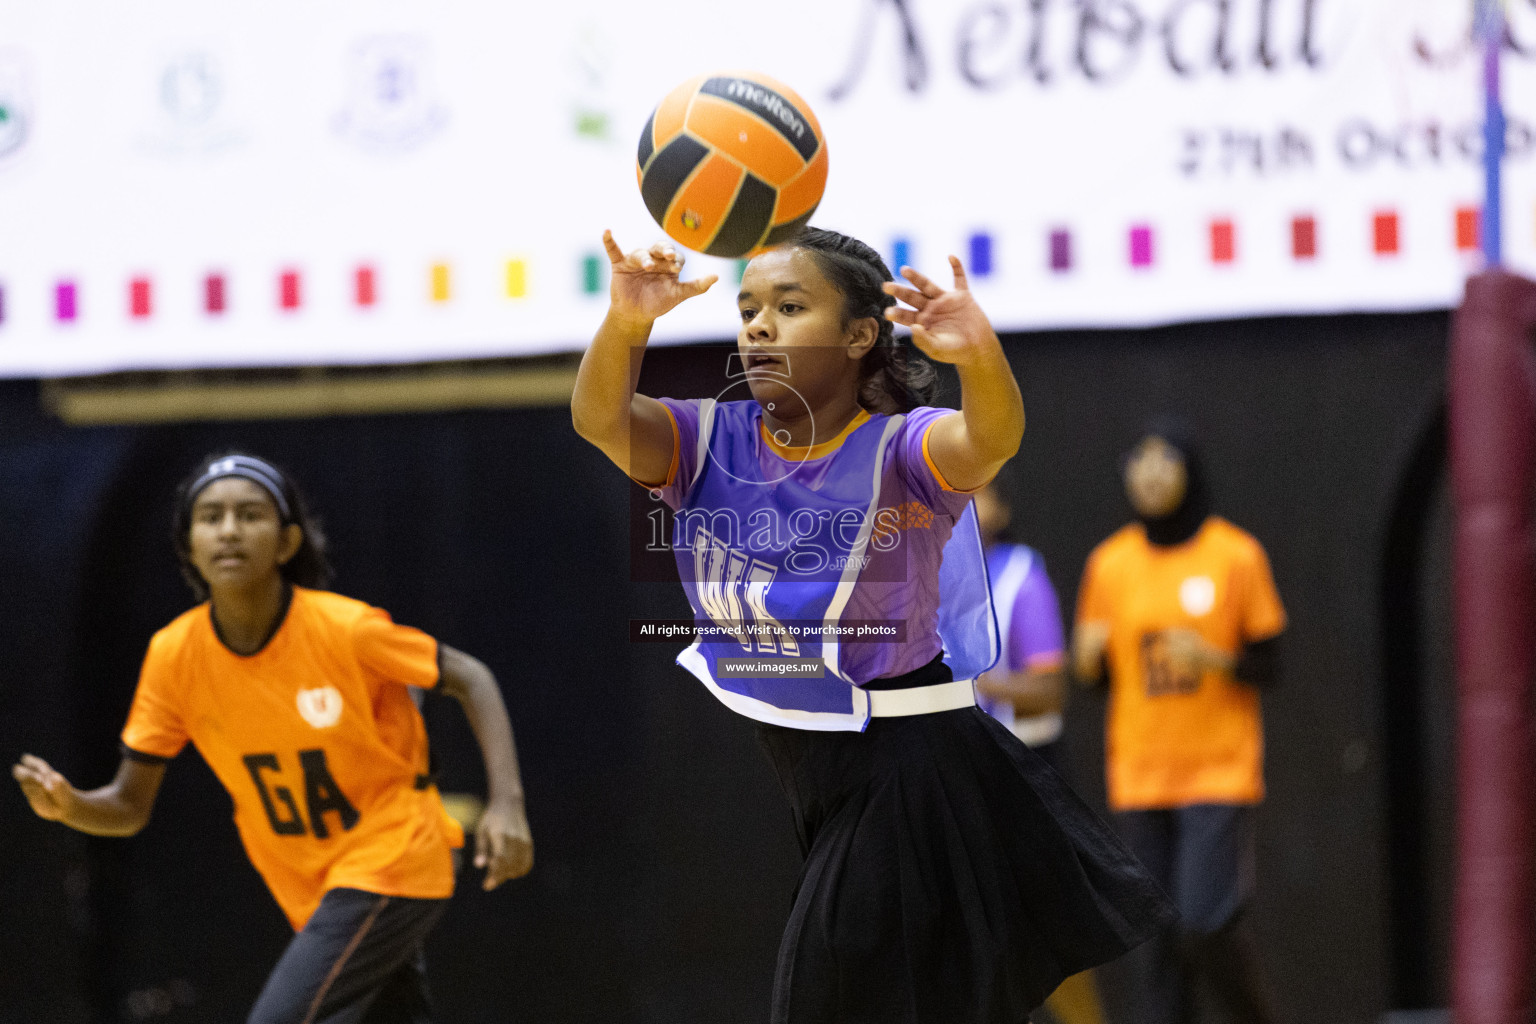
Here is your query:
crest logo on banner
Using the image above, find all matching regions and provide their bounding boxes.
[570,25,616,142]
[0,51,33,166]
[138,52,244,156]
[333,36,448,155]
[0,1,1531,378]
[296,686,344,729]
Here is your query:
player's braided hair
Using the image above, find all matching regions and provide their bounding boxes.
[172,451,333,601]
[792,227,939,414]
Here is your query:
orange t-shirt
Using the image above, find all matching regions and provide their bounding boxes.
[121,586,464,930]
[1076,517,1286,811]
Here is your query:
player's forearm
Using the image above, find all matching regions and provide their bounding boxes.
[443,655,526,809]
[1071,635,1109,686]
[58,785,153,837]
[954,346,1025,472]
[571,309,653,447]
[991,668,1066,717]
[465,688,527,811]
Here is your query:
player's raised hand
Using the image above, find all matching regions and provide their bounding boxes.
[603,230,718,326]
[13,753,78,823]
[881,256,1001,367]
[474,797,534,891]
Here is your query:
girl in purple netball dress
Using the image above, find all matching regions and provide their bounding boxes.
[572,227,1172,1024]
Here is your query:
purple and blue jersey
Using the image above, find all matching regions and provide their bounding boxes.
[650,398,999,731]
[985,544,1066,674]
[978,543,1067,746]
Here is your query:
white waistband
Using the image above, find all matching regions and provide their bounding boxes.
[866,678,977,718]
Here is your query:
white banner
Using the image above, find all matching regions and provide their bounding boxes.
[0,0,1531,377]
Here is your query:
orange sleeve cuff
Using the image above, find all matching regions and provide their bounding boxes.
[1245,623,1287,645]
[921,419,985,494]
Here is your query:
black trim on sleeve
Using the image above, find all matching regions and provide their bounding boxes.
[119,743,172,766]
[1234,635,1282,690]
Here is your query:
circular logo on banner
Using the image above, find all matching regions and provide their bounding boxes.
[296,686,344,729]
[0,100,25,159]
[138,51,246,156]
[1179,575,1216,617]
[0,53,33,164]
[161,53,221,127]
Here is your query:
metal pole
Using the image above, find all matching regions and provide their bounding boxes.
[1480,0,1504,267]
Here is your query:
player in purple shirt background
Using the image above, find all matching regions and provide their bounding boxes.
[975,480,1070,756]
[570,225,1172,1024]
[974,479,1109,1024]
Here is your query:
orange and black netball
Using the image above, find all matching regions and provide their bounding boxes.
[636,71,828,259]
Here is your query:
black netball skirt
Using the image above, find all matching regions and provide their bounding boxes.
[756,657,1176,1024]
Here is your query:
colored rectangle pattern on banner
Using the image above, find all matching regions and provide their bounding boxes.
[55,282,76,323]
[130,278,151,318]
[205,274,226,315]
[280,272,301,311]
[0,0,1528,375]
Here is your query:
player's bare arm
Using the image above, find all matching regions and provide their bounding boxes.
[436,644,534,890]
[883,256,1024,493]
[975,665,1067,718]
[12,752,166,837]
[1072,622,1111,686]
[1162,626,1235,675]
[571,230,719,486]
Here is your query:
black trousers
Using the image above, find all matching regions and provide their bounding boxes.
[1114,804,1276,1024]
[247,888,448,1024]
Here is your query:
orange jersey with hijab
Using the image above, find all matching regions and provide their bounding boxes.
[121,586,464,929]
[1076,517,1286,811]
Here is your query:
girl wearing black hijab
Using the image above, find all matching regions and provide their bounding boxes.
[1072,417,1286,1024]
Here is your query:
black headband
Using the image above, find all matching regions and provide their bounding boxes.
[188,456,292,521]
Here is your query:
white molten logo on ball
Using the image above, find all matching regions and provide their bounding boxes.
[296,686,344,729]
[1179,576,1216,617]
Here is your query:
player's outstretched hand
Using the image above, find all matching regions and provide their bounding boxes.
[881,256,1001,367]
[474,797,534,891]
[13,754,77,823]
[603,230,718,326]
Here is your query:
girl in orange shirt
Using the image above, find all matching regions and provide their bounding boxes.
[1074,418,1285,1024]
[14,453,533,1024]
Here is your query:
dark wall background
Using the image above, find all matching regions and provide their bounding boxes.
[0,309,1452,1024]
